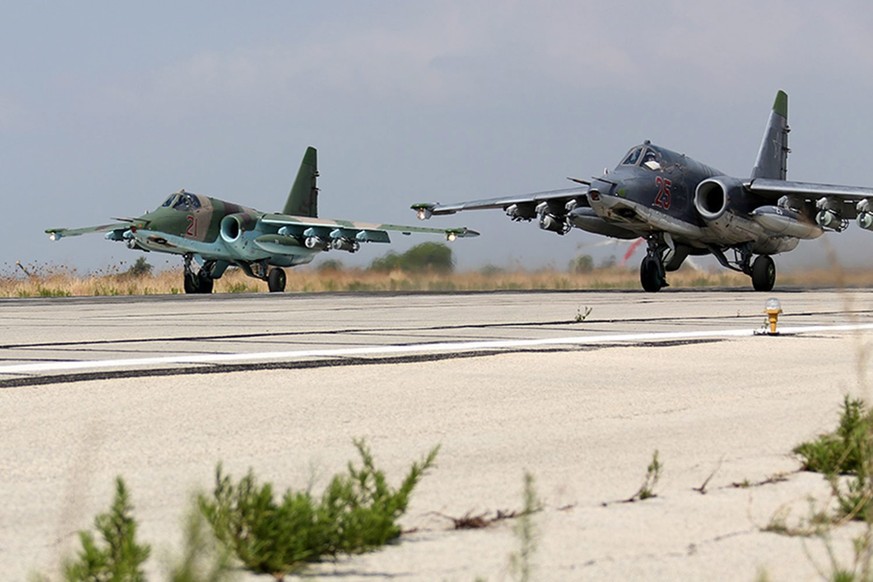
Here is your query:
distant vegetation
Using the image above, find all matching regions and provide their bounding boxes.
[369,241,454,273]
[5,246,872,297]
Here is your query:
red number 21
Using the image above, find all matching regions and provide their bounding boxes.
[654,176,672,210]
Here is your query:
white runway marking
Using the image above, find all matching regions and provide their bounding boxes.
[3,323,873,376]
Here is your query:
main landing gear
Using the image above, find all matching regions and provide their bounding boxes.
[710,244,777,292]
[640,236,777,292]
[749,255,776,292]
[267,267,286,293]
[183,254,214,294]
[639,234,673,292]
[239,260,287,293]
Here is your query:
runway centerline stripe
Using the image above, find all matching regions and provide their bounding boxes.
[3,323,873,375]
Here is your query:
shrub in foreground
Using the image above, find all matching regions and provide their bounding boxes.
[794,396,871,476]
[63,477,151,581]
[199,440,439,577]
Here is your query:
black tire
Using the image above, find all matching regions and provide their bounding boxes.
[197,271,214,294]
[640,256,663,292]
[751,255,776,291]
[268,268,286,293]
[184,272,199,294]
[184,271,214,294]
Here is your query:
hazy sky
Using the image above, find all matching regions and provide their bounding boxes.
[4,1,873,275]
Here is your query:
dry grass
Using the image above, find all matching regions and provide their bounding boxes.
[1,262,871,297]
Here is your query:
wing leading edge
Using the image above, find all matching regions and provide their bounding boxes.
[261,214,479,242]
[411,186,589,218]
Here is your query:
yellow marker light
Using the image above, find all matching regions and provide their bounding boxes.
[765,297,782,334]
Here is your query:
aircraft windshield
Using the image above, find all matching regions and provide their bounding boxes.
[171,192,202,211]
[622,147,642,166]
[162,194,180,208]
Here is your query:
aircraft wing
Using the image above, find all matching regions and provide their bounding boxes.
[45,222,132,241]
[410,186,589,218]
[748,178,873,200]
[747,179,873,219]
[260,214,479,242]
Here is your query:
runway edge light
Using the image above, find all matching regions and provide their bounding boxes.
[765,297,783,335]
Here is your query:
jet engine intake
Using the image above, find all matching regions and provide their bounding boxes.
[694,176,746,221]
[220,213,257,243]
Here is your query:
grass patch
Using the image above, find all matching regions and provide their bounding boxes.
[795,396,871,476]
[59,477,151,581]
[626,450,663,502]
[199,440,438,578]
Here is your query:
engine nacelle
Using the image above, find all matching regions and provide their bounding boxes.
[694,176,747,221]
[331,237,360,253]
[220,213,257,243]
[694,176,767,244]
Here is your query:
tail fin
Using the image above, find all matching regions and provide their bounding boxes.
[283,146,319,217]
[751,90,790,180]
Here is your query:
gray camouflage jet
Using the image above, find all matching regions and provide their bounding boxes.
[413,91,873,291]
[47,147,478,293]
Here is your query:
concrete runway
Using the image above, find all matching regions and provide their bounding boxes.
[3,289,873,579]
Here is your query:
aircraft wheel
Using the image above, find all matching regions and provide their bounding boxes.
[640,256,663,292]
[184,272,199,294]
[268,268,286,293]
[197,271,214,294]
[184,271,214,294]
[751,255,776,291]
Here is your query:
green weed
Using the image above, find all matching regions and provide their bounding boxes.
[795,396,871,476]
[627,450,662,502]
[62,477,151,581]
[199,440,439,578]
[508,472,542,582]
[165,504,238,582]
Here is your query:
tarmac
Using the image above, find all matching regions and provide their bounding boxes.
[3,289,873,580]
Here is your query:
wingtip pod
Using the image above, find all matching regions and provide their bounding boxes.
[411,203,435,220]
[45,229,62,241]
[445,227,480,241]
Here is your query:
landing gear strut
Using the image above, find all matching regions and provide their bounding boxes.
[709,244,777,292]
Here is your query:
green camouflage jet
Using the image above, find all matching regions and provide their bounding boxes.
[46,147,478,293]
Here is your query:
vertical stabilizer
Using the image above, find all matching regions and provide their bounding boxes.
[283,146,319,217]
[751,90,790,180]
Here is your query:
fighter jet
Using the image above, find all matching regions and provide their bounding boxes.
[412,91,873,292]
[46,147,478,293]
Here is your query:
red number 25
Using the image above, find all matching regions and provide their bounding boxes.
[654,176,672,210]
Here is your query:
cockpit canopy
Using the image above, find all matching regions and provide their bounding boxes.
[620,143,663,172]
[161,190,202,211]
